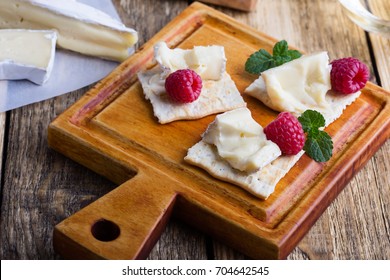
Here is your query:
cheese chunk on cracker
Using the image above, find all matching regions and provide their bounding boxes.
[138,67,245,123]
[244,51,361,125]
[138,43,245,124]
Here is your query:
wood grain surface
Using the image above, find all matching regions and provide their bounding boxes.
[0,0,389,260]
[199,0,257,11]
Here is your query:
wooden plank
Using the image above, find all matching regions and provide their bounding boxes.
[48,2,390,259]
[0,91,117,259]
[112,0,209,260]
[367,0,390,90]
[0,112,5,179]
[0,0,208,260]
[215,0,390,260]
[1,0,389,260]
[293,0,390,260]
[200,0,257,11]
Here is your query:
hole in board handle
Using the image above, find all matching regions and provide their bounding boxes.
[91,218,120,242]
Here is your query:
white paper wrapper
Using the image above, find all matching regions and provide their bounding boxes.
[0,0,130,112]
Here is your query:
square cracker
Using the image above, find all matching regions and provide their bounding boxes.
[137,67,246,124]
[185,140,303,199]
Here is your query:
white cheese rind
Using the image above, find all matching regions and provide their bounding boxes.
[0,29,57,85]
[20,0,134,31]
[0,0,138,61]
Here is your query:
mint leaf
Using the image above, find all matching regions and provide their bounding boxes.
[298,110,326,134]
[273,40,288,56]
[303,131,333,162]
[287,50,302,60]
[245,49,275,74]
[298,110,333,162]
[245,40,302,74]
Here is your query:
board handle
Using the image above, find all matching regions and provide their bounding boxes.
[53,168,178,259]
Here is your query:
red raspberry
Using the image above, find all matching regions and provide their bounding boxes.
[165,69,202,103]
[330,57,369,94]
[264,112,305,155]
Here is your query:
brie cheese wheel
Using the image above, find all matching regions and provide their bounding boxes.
[154,42,226,80]
[0,29,57,85]
[203,108,281,172]
[0,0,138,62]
[247,52,331,116]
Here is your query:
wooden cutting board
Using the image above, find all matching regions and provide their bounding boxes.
[48,2,390,259]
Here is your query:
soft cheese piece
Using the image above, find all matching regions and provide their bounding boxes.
[202,108,281,172]
[0,0,138,62]
[154,42,226,80]
[246,52,331,116]
[245,75,361,126]
[0,29,57,85]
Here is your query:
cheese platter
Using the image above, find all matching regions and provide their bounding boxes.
[48,2,390,259]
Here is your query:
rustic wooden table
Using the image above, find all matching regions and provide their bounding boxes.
[0,0,389,260]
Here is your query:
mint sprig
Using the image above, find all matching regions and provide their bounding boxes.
[298,109,326,134]
[245,40,302,74]
[298,110,333,162]
[303,130,333,162]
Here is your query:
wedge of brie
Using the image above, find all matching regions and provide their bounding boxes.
[154,42,226,80]
[0,0,138,62]
[0,29,57,85]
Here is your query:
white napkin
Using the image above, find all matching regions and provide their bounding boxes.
[0,0,130,112]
